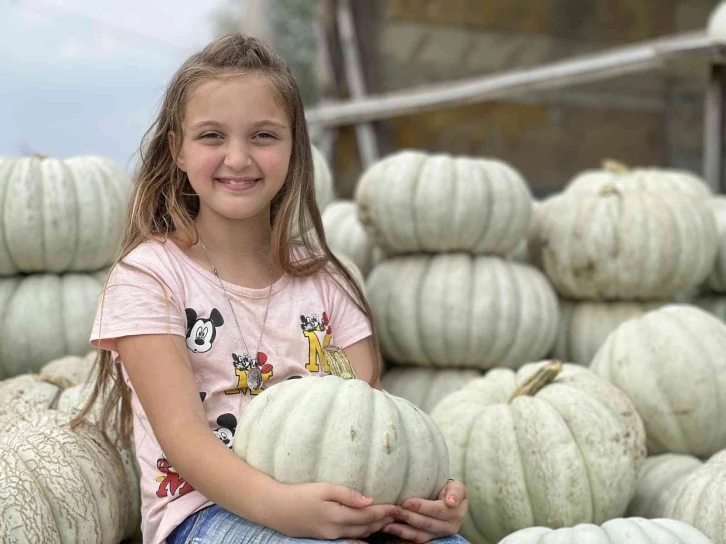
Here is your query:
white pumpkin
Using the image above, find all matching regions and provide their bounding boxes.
[0,271,106,378]
[355,150,532,255]
[499,518,712,544]
[322,200,384,275]
[311,144,335,212]
[590,304,726,456]
[553,299,664,365]
[564,160,713,199]
[366,254,558,369]
[705,196,726,293]
[380,366,480,413]
[627,453,703,519]
[629,450,726,544]
[39,351,97,385]
[233,375,449,504]
[0,155,131,275]
[0,410,137,543]
[529,189,718,300]
[431,361,647,544]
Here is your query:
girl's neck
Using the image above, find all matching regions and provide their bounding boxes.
[194,209,272,258]
[185,208,284,289]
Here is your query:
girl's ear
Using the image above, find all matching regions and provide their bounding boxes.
[168,130,187,172]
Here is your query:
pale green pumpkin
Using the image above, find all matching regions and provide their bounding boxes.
[0,155,131,275]
[627,451,726,544]
[355,150,532,255]
[590,304,726,456]
[380,366,480,413]
[529,189,718,301]
[366,254,558,369]
[233,375,449,504]
[431,361,646,544]
[564,160,713,199]
[0,271,106,379]
[499,518,712,544]
[322,200,384,275]
[553,299,664,365]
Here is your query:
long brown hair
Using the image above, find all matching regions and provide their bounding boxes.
[71,34,382,446]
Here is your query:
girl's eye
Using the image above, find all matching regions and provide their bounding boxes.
[255,132,276,140]
[200,133,221,140]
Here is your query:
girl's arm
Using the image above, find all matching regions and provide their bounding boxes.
[342,336,381,388]
[116,333,397,539]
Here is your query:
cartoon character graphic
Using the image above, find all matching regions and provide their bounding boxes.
[213,413,237,448]
[301,312,333,373]
[155,457,194,498]
[224,351,274,396]
[185,308,224,353]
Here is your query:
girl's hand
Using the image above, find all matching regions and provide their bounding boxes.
[270,481,398,540]
[382,479,468,543]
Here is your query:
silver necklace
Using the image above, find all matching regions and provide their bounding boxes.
[197,232,274,365]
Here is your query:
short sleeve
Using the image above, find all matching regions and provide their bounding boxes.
[90,255,187,361]
[324,271,372,349]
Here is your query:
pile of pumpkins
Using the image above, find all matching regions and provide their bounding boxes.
[323,150,726,543]
[0,155,132,379]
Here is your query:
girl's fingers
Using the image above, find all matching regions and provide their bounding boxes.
[333,503,398,526]
[383,521,439,544]
[435,479,468,507]
[390,506,453,535]
[398,498,455,521]
[341,517,396,539]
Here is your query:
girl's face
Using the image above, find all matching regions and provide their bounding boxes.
[173,73,292,223]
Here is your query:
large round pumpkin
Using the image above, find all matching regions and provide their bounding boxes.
[590,304,726,456]
[0,409,136,543]
[431,361,647,544]
[322,200,384,275]
[627,453,703,519]
[529,188,718,300]
[355,151,532,255]
[0,155,131,275]
[0,271,106,379]
[366,254,558,369]
[564,160,713,199]
[499,518,712,544]
[628,450,726,543]
[553,299,664,365]
[380,367,480,413]
[233,375,449,504]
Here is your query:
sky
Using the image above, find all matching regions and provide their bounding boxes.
[1,0,228,172]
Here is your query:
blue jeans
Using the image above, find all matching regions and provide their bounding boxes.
[167,504,469,544]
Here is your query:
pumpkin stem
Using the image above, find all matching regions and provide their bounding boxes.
[602,159,630,175]
[32,153,49,160]
[37,373,73,390]
[598,184,622,197]
[326,347,358,380]
[510,360,563,401]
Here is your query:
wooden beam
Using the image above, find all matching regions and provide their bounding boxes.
[306,31,719,128]
[336,0,379,168]
[703,61,726,193]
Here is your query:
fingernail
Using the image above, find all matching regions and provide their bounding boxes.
[362,495,373,502]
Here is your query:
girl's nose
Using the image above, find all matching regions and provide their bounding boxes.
[224,142,253,171]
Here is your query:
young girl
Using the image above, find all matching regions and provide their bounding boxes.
[72,34,468,544]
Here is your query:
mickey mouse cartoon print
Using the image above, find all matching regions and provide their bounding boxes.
[185,308,224,353]
[224,351,274,396]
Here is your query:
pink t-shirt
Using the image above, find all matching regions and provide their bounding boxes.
[90,239,372,544]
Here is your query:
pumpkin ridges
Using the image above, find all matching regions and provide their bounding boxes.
[0,450,62,543]
[0,159,19,276]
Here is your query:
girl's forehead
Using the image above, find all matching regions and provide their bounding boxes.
[184,74,288,125]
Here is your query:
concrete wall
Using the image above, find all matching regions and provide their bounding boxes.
[332,0,719,197]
